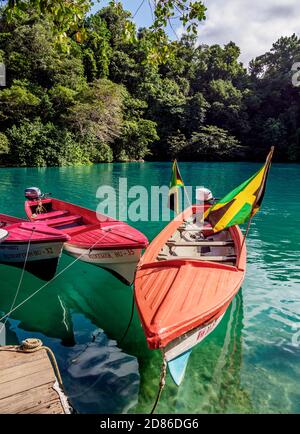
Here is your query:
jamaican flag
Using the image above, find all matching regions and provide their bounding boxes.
[205,147,274,233]
[168,160,184,214]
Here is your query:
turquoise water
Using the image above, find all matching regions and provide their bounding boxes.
[0,162,299,414]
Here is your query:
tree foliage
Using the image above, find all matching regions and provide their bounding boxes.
[0,2,299,166]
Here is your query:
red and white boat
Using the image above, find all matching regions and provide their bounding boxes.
[25,188,149,285]
[134,205,246,385]
[0,214,70,280]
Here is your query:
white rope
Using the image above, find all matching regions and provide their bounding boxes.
[0,228,35,336]
[0,229,112,324]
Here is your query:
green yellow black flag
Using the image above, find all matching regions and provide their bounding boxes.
[205,147,274,233]
[168,160,184,214]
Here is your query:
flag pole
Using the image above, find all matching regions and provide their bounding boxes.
[241,215,253,251]
[174,160,192,210]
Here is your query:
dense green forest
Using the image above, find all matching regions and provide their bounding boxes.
[0,1,299,166]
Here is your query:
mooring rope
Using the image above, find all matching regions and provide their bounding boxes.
[150,351,167,414]
[0,228,35,336]
[119,291,135,345]
[0,229,112,324]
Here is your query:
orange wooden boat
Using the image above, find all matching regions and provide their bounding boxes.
[134,205,246,384]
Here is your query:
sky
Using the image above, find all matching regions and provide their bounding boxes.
[92,1,300,65]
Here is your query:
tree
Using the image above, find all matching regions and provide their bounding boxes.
[0,80,40,123]
[113,91,159,160]
[185,126,242,160]
[247,34,300,160]
[6,119,92,166]
[82,14,112,81]
[66,79,124,144]
[4,0,92,41]
[0,3,299,165]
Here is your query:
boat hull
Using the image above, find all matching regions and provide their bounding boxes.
[25,197,149,284]
[166,312,226,385]
[0,241,64,280]
[164,313,225,362]
[0,241,64,263]
[64,244,142,285]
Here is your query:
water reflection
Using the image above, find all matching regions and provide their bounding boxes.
[0,162,299,413]
[132,292,253,414]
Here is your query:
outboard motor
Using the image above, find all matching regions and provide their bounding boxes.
[25,187,42,200]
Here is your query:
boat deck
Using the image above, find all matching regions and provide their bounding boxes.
[0,346,70,414]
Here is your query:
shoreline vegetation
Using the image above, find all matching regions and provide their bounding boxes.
[0,2,299,167]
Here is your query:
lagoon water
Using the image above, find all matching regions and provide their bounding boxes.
[0,162,299,414]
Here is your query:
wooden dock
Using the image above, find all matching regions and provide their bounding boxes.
[0,345,71,414]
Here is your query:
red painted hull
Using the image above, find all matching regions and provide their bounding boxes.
[0,214,69,244]
[25,198,149,284]
[0,213,70,280]
[134,205,246,350]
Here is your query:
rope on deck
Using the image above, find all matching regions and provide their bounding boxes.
[19,338,64,388]
[0,337,72,413]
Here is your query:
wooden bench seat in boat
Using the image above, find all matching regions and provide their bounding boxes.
[63,224,92,235]
[45,214,82,227]
[167,240,234,247]
[178,226,212,231]
[157,253,237,262]
[33,210,69,220]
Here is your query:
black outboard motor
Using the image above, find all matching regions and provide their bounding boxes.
[24,187,42,200]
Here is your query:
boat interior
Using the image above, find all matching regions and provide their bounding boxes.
[26,199,148,250]
[28,199,94,234]
[157,215,237,267]
[0,214,25,228]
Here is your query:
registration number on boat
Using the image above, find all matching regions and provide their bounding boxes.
[89,249,135,259]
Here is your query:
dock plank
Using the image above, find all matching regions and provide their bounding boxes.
[0,383,59,414]
[0,347,69,414]
[24,401,65,414]
[0,358,51,384]
[0,347,46,370]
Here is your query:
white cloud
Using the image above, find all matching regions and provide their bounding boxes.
[194,0,300,65]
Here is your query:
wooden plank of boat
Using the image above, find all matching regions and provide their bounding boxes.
[25,197,149,285]
[166,240,234,247]
[160,255,237,262]
[134,204,246,384]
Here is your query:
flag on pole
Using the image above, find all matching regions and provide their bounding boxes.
[168,160,184,214]
[205,147,274,233]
